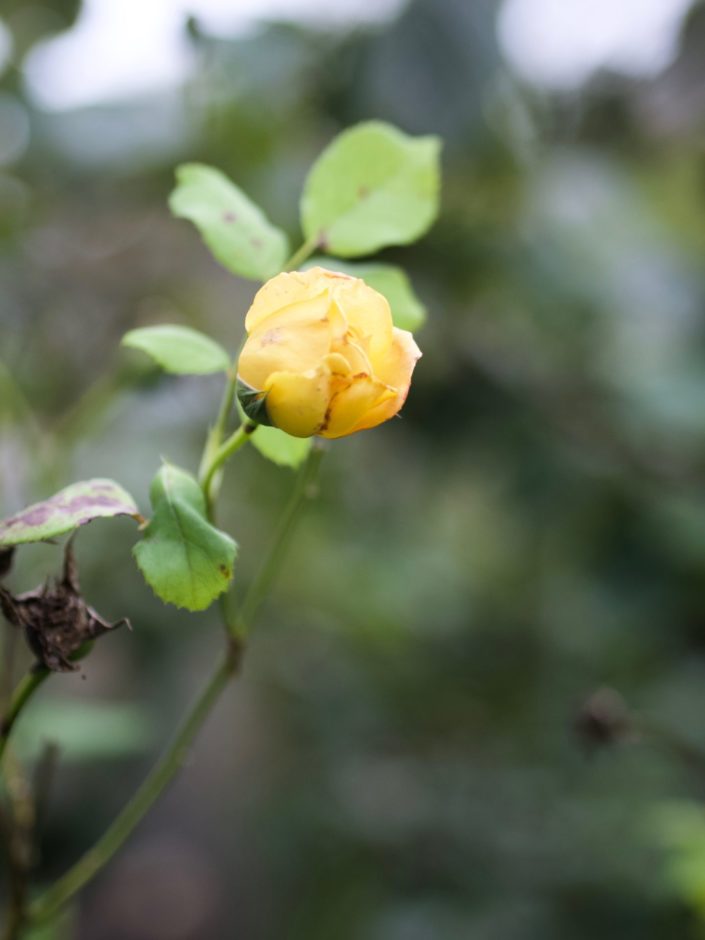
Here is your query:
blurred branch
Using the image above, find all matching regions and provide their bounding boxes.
[577,687,705,786]
[28,644,240,928]
[226,439,326,640]
[1,750,37,940]
[27,443,325,927]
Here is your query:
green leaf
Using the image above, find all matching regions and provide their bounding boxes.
[133,463,237,611]
[305,259,427,332]
[170,163,289,280]
[0,479,141,548]
[121,324,230,375]
[301,121,441,258]
[250,426,312,469]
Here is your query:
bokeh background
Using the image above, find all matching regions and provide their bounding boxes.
[3,0,705,937]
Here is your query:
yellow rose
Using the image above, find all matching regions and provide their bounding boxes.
[237,267,422,439]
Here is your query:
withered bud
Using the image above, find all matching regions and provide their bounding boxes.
[0,540,129,672]
[575,687,632,751]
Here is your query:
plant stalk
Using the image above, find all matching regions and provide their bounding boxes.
[0,669,50,767]
[199,420,257,515]
[282,236,319,272]
[228,440,326,639]
[27,643,242,927]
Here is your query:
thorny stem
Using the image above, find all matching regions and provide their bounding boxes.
[0,669,50,767]
[28,642,242,928]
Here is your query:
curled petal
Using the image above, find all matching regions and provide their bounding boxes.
[321,375,395,439]
[352,328,421,433]
[264,367,331,438]
[331,276,393,359]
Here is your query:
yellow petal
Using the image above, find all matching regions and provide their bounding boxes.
[245,270,326,332]
[320,375,395,440]
[331,276,393,359]
[353,328,422,433]
[324,352,353,376]
[264,367,331,438]
[238,299,333,390]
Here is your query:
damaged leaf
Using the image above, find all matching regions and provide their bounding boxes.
[0,479,142,548]
[0,541,129,672]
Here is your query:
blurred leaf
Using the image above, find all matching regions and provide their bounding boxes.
[250,422,312,468]
[15,699,152,763]
[23,908,75,940]
[170,163,289,280]
[133,463,236,611]
[121,324,230,375]
[0,480,141,547]
[652,802,705,917]
[305,258,427,331]
[301,121,441,257]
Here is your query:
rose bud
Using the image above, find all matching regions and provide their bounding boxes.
[236,267,422,439]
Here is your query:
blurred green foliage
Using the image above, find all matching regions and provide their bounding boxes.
[3,0,705,937]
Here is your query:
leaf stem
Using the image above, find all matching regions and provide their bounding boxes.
[27,643,242,928]
[199,420,257,515]
[197,371,238,483]
[227,439,326,640]
[282,236,319,272]
[0,669,50,767]
[24,443,325,929]
[21,365,324,932]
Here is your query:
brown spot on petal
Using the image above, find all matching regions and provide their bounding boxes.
[258,328,282,347]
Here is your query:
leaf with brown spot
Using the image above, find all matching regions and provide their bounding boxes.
[169,163,289,281]
[0,479,142,548]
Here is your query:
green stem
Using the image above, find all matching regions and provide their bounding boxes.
[282,236,319,272]
[0,669,50,767]
[22,364,324,932]
[198,371,238,484]
[227,440,326,640]
[199,420,257,515]
[28,645,241,928]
